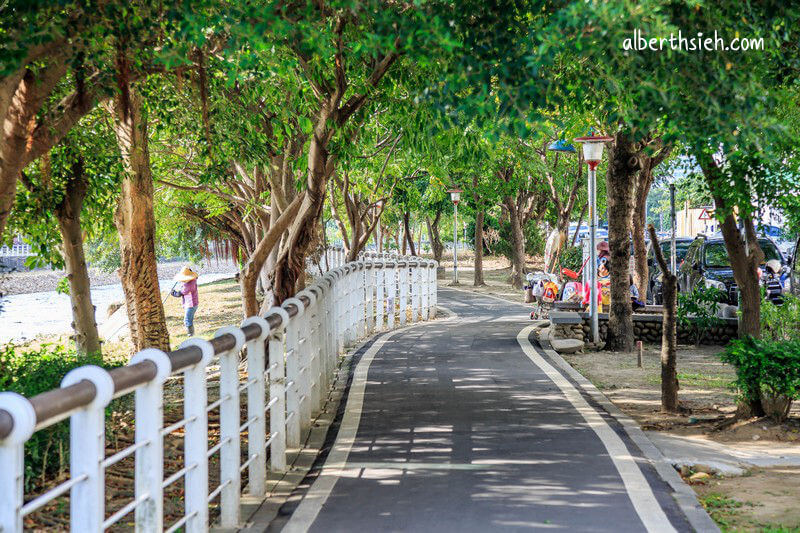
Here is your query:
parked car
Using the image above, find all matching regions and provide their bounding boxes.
[567,223,609,242]
[646,237,694,304]
[677,234,788,304]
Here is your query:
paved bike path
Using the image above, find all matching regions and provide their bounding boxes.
[279,289,701,532]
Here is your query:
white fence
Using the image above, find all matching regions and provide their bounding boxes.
[0,254,438,532]
[0,242,31,257]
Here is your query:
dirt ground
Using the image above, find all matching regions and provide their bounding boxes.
[434,253,542,304]
[10,277,243,359]
[693,467,800,532]
[449,262,800,532]
[564,345,800,532]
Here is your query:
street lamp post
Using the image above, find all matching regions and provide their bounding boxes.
[574,133,614,345]
[669,182,677,275]
[448,188,462,285]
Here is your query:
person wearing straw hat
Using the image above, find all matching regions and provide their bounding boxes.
[174,266,199,335]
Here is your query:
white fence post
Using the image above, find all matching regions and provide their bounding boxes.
[375,262,385,331]
[411,260,421,322]
[344,267,355,345]
[214,326,246,529]
[62,366,114,533]
[304,287,324,413]
[351,266,361,341]
[386,262,396,329]
[178,338,215,532]
[399,261,408,326]
[265,307,289,473]
[130,348,172,533]
[320,274,335,391]
[430,261,438,318]
[335,269,346,353]
[0,393,36,533]
[281,299,303,448]
[421,262,430,319]
[365,265,375,333]
[287,295,312,431]
[357,263,366,337]
[242,316,270,498]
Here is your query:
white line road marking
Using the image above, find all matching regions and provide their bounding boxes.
[284,311,458,532]
[516,325,677,533]
[283,330,402,532]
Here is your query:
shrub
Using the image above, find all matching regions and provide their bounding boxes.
[560,245,583,273]
[720,337,800,422]
[0,343,119,490]
[761,294,800,341]
[494,220,546,260]
[678,285,725,346]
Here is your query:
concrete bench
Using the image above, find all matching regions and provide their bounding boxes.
[553,301,583,311]
[549,311,582,325]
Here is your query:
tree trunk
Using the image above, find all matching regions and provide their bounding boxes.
[403,212,417,256]
[604,133,639,352]
[243,193,305,314]
[697,156,763,340]
[632,205,649,303]
[109,88,170,352]
[551,211,571,272]
[474,209,485,286]
[507,205,525,289]
[648,225,679,412]
[632,143,670,302]
[720,214,762,339]
[272,114,332,304]
[660,270,679,411]
[55,157,102,355]
[425,212,444,263]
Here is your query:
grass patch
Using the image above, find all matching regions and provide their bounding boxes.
[701,493,745,528]
[645,371,731,389]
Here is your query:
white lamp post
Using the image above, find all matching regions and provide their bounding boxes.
[574,133,614,345]
[448,188,462,285]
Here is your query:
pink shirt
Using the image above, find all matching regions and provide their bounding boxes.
[180,279,199,308]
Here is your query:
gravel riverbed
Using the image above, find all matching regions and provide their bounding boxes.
[0,259,239,296]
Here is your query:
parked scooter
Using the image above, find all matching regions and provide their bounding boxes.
[525,272,559,320]
[525,255,594,320]
[762,259,787,304]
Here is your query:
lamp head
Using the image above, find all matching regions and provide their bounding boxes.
[448,188,463,205]
[547,139,577,153]
[574,133,614,169]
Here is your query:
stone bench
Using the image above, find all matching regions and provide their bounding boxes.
[549,311,582,325]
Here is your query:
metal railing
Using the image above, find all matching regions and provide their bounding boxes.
[0,254,438,532]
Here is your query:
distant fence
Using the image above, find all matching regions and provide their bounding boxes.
[0,253,438,532]
[0,242,31,257]
[0,240,32,271]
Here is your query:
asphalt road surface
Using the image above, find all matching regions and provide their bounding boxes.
[275,289,703,532]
